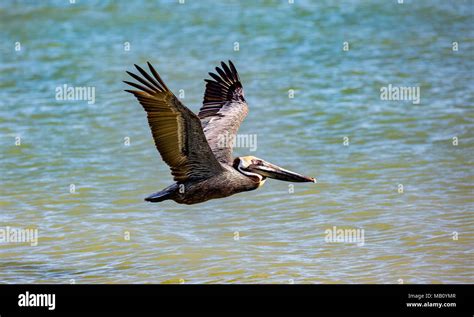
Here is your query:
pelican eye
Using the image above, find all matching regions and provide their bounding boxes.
[251,159,263,165]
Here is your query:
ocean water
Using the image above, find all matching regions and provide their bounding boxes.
[0,0,473,283]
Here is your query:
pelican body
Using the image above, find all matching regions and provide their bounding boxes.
[125,61,315,205]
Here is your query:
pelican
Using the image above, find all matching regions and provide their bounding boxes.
[124,61,316,204]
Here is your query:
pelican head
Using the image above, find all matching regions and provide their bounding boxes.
[233,156,316,184]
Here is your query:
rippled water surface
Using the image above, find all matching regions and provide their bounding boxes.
[0,0,473,283]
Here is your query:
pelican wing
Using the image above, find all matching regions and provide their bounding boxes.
[198,61,248,164]
[124,62,223,182]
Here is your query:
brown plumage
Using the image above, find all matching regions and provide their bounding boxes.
[124,61,315,205]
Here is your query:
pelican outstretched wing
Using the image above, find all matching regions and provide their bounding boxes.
[198,61,248,165]
[124,62,223,182]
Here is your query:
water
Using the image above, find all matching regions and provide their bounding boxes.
[0,0,473,283]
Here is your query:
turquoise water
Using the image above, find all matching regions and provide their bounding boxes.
[0,0,473,283]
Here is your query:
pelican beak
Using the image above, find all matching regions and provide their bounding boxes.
[248,160,316,183]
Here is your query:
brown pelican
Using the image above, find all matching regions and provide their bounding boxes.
[124,61,316,204]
